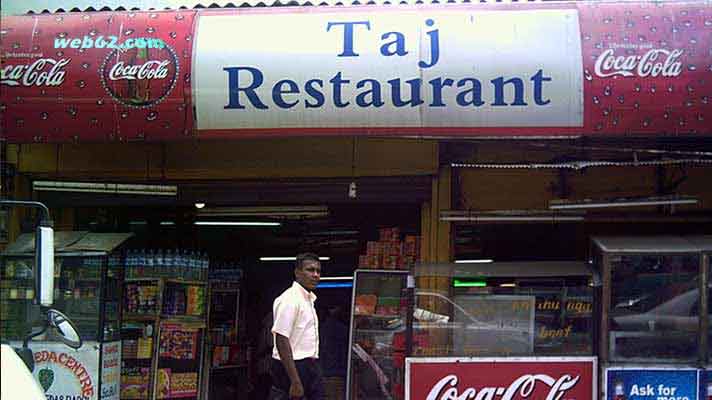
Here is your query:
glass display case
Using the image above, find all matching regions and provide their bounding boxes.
[347,269,410,400]
[591,236,711,365]
[1,231,132,400]
[204,270,247,400]
[411,261,595,359]
[347,262,596,400]
[1,231,131,342]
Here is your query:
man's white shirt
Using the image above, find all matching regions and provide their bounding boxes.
[272,281,319,360]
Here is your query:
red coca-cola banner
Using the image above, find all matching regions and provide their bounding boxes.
[406,357,597,400]
[0,11,195,142]
[1,2,710,143]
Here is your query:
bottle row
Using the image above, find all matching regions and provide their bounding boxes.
[125,248,209,280]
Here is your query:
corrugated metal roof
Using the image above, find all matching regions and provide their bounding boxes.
[1,0,541,16]
[2,231,133,255]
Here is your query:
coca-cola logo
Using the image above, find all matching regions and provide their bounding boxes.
[426,374,580,400]
[0,58,70,87]
[594,48,683,78]
[99,45,178,108]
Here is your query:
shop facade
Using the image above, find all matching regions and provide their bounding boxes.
[1,1,712,399]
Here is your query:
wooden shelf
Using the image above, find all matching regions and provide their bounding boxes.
[125,278,207,286]
[124,314,160,321]
[211,364,247,370]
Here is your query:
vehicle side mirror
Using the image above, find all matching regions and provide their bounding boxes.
[47,309,82,349]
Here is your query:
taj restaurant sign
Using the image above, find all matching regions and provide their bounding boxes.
[406,357,597,400]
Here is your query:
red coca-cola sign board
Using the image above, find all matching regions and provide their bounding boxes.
[0,11,194,142]
[406,357,597,400]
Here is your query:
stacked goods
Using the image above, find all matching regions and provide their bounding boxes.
[170,372,198,397]
[137,337,153,359]
[357,227,421,270]
[124,283,159,314]
[185,286,206,316]
[157,368,171,399]
[121,367,151,399]
[354,294,378,315]
[159,327,199,360]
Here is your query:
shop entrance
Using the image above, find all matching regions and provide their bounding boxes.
[192,203,420,400]
[68,201,420,400]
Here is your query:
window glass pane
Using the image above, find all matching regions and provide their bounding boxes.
[412,277,593,357]
[609,254,700,361]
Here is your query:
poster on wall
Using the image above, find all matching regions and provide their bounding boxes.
[100,341,121,400]
[30,341,101,400]
[605,368,701,400]
[406,356,596,400]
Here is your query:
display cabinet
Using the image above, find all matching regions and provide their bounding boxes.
[121,277,207,400]
[347,269,410,400]
[1,231,132,400]
[347,263,596,400]
[591,236,712,365]
[203,271,247,400]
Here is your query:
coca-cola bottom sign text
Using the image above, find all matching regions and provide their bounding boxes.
[406,357,597,400]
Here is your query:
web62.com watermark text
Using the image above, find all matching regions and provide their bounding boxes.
[54,35,166,50]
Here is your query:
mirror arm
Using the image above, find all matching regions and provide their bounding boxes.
[0,200,51,225]
[22,322,49,349]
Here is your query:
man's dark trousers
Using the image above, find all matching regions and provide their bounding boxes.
[268,358,325,400]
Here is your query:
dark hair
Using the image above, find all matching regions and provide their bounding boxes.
[296,252,320,269]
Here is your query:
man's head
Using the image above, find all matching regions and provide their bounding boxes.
[295,252,321,292]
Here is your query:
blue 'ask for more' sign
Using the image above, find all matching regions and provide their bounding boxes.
[606,369,701,400]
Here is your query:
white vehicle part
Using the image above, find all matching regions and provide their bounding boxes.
[1,344,46,400]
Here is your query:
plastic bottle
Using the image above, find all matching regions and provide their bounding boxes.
[137,249,146,277]
[614,381,625,400]
[165,249,175,278]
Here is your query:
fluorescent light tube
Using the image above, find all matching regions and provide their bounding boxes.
[317,282,353,289]
[260,256,330,261]
[33,181,177,196]
[442,215,584,222]
[160,221,176,226]
[194,221,281,226]
[320,276,353,281]
[454,259,494,264]
[198,206,328,218]
[549,196,699,210]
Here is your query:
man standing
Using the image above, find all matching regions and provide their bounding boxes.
[269,253,324,399]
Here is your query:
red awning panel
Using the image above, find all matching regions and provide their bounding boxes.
[1,11,195,142]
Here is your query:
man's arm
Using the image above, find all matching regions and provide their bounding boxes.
[275,333,304,398]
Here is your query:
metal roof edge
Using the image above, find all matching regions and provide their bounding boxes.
[2,0,553,16]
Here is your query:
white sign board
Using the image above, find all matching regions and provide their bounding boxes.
[100,341,121,400]
[30,342,100,400]
[194,9,583,130]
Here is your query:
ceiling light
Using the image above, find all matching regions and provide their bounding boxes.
[160,221,176,226]
[549,196,699,210]
[197,205,328,219]
[33,180,177,196]
[317,282,353,289]
[260,256,330,261]
[320,276,353,281]
[441,210,584,223]
[454,259,494,264]
[194,202,206,209]
[499,283,517,288]
[194,221,281,226]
